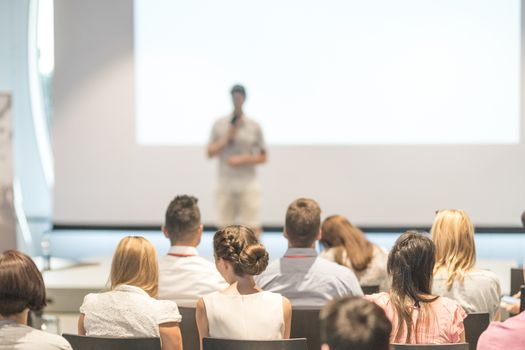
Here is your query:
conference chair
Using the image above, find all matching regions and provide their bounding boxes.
[393,344,469,350]
[290,307,321,350]
[63,333,161,350]
[361,284,380,294]
[463,313,489,350]
[510,268,524,295]
[179,307,199,350]
[202,337,308,350]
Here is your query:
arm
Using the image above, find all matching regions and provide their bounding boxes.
[159,322,183,350]
[207,126,235,158]
[227,151,267,167]
[282,297,292,339]
[77,314,86,335]
[195,298,209,350]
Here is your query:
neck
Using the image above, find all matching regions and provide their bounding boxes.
[231,276,259,294]
[0,309,28,325]
[170,241,199,248]
[288,243,316,249]
[234,108,243,117]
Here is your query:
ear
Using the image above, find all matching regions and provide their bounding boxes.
[161,225,169,239]
[315,228,322,241]
[283,228,288,240]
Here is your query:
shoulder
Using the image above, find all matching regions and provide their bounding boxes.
[435,296,466,316]
[79,292,101,312]
[470,269,501,284]
[153,299,182,324]
[315,256,354,277]
[25,327,73,349]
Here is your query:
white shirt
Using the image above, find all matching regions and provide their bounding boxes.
[0,320,72,350]
[158,246,228,306]
[80,285,181,337]
[432,268,501,320]
[255,248,363,307]
[320,245,389,291]
[203,291,284,340]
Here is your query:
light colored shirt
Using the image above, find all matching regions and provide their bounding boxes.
[365,292,466,344]
[432,268,501,320]
[209,116,265,190]
[203,291,284,340]
[477,310,525,350]
[0,320,72,350]
[80,284,181,338]
[255,248,363,307]
[320,244,389,291]
[158,246,228,306]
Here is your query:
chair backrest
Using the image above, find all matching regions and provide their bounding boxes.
[290,307,321,350]
[463,312,489,350]
[202,337,308,350]
[179,306,199,350]
[361,285,380,294]
[63,333,161,350]
[510,268,524,295]
[393,344,469,350]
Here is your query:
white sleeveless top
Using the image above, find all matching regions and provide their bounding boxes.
[203,291,284,340]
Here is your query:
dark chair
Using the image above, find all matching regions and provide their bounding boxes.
[463,313,489,350]
[202,337,308,350]
[361,284,380,294]
[63,333,161,350]
[290,307,321,350]
[393,344,469,350]
[510,268,524,295]
[179,306,199,350]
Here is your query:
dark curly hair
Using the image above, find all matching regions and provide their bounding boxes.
[213,225,269,276]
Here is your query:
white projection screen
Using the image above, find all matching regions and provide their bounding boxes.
[53,0,525,228]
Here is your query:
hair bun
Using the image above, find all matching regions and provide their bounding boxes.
[239,243,269,275]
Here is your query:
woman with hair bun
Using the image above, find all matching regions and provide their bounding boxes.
[196,225,291,345]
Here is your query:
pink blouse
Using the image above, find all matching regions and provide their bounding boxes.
[365,292,466,344]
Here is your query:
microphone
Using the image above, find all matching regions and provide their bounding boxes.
[230,114,239,125]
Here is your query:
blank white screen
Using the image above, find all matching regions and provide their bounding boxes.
[135,0,520,145]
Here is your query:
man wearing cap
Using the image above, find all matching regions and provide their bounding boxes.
[207,85,267,233]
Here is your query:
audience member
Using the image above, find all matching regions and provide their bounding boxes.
[78,236,182,350]
[320,296,392,350]
[477,310,525,350]
[366,231,466,344]
[158,195,227,305]
[320,215,389,291]
[431,209,501,320]
[256,198,362,307]
[0,250,72,350]
[196,225,291,344]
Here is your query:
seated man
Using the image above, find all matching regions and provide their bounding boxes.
[321,296,392,350]
[158,195,227,305]
[255,198,363,307]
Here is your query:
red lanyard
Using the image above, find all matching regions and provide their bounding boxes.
[168,253,196,257]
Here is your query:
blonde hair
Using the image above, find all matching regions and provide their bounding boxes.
[431,209,476,290]
[110,236,159,297]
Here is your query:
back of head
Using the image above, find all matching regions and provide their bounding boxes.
[321,296,391,350]
[387,231,438,343]
[0,250,46,317]
[164,195,201,244]
[111,236,159,297]
[320,215,373,271]
[214,225,269,276]
[431,209,476,286]
[285,198,321,247]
